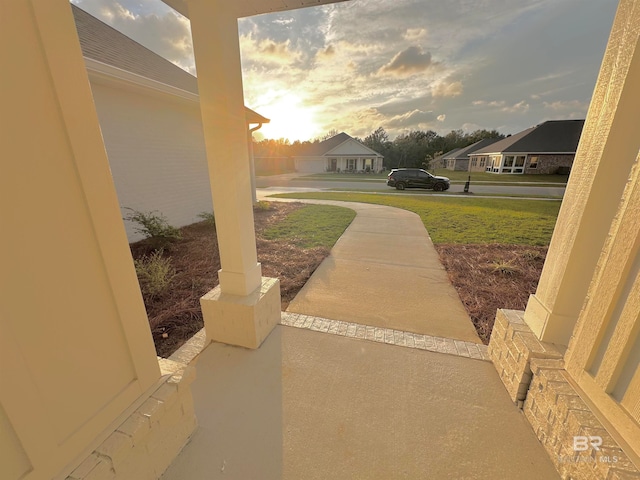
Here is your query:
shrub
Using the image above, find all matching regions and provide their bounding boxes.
[124,208,182,249]
[254,201,272,211]
[521,250,545,261]
[134,250,176,299]
[490,260,520,275]
[197,211,216,228]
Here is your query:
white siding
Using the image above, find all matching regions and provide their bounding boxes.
[295,157,326,173]
[90,83,212,242]
[328,139,378,156]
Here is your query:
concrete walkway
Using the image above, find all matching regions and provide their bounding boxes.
[160,192,559,480]
[270,197,481,343]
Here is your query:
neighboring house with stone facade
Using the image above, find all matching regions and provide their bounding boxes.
[73,5,268,241]
[469,120,585,174]
[293,132,384,173]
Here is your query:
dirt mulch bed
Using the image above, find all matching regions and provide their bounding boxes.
[134,202,547,356]
[131,202,328,358]
[435,244,547,344]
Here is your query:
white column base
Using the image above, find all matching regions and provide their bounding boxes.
[523,294,576,347]
[200,277,281,349]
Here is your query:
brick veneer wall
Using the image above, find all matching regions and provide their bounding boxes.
[526,154,575,174]
[488,309,640,479]
[488,309,563,404]
[66,359,197,480]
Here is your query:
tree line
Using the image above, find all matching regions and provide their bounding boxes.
[253,127,505,170]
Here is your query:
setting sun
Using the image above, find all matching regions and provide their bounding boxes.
[252,93,321,141]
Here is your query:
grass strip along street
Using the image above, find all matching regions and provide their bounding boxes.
[262,204,356,248]
[271,192,560,246]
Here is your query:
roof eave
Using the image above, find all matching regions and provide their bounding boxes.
[162,0,352,19]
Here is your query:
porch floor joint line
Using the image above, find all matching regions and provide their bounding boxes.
[280,312,489,361]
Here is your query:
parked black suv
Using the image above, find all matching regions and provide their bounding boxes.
[387,168,450,191]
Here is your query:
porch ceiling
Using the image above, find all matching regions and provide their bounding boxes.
[161,0,351,19]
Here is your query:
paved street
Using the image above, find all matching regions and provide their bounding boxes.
[256,173,566,197]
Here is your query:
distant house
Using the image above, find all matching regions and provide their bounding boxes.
[469,120,585,174]
[432,148,460,169]
[73,6,268,241]
[293,132,384,173]
[443,138,503,171]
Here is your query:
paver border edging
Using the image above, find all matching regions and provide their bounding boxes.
[280,312,489,361]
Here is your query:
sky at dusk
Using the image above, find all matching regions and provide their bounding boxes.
[72,0,619,141]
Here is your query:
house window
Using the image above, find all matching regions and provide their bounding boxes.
[480,157,487,167]
[500,155,525,174]
[491,155,501,173]
[529,156,538,169]
[347,158,355,171]
[471,158,477,167]
[364,158,373,171]
[513,155,525,173]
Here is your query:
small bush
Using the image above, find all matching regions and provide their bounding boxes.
[521,250,545,261]
[490,260,520,275]
[134,250,176,299]
[197,211,216,228]
[124,208,182,249]
[254,201,272,211]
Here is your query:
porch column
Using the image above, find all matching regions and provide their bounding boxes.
[188,0,280,348]
[523,0,640,346]
[1,2,195,479]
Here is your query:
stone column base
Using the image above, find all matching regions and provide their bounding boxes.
[67,359,197,480]
[488,309,563,405]
[488,309,640,479]
[200,277,281,349]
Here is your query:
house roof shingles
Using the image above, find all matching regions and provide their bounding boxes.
[296,132,352,156]
[73,5,198,93]
[443,138,503,160]
[296,132,382,157]
[72,5,267,123]
[472,120,585,155]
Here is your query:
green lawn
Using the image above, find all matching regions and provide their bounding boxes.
[270,192,560,245]
[261,204,356,248]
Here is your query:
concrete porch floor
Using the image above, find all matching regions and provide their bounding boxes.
[161,322,559,480]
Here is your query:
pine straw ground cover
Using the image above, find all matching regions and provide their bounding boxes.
[130,202,335,357]
[434,244,547,344]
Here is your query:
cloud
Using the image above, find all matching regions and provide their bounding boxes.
[502,101,530,113]
[315,45,336,61]
[74,0,616,141]
[473,100,506,108]
[462,122,482,132]
[240,35,302,66]
[386,109,438,128]
[379,46,433,76]
[404,28,427,41]
[432,80,463,98]
[543,100,587,111]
